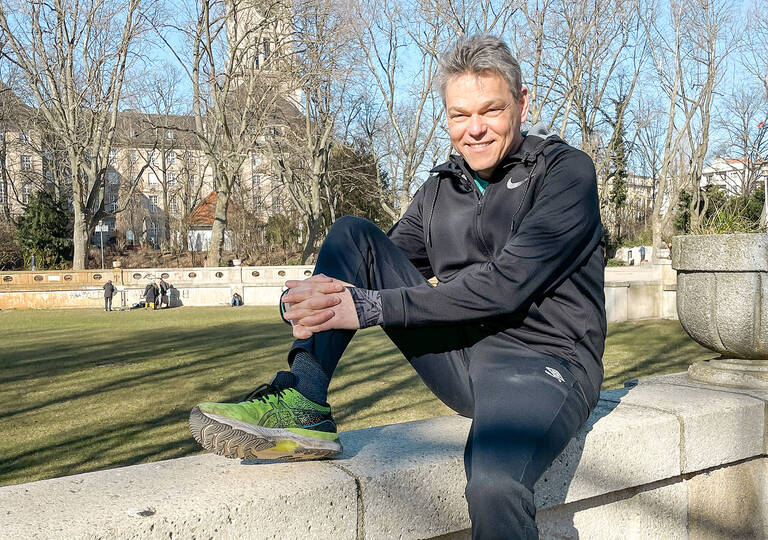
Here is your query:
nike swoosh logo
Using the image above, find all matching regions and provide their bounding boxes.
[507,178,528,189]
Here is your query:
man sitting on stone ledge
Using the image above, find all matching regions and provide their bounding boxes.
[190,34,606,539]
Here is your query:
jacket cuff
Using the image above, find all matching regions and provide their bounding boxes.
[379,288,407,327]
[347,287,383,328]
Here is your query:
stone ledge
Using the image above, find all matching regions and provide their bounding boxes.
[1,376,765,539]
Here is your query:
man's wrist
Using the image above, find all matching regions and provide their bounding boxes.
[347,287,383,328]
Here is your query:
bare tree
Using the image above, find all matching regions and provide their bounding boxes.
[133,65,189,248]
[266,0,361,263]
[712,87,768,196]
[637,0,734,252]
[353,0,448,220]
[160,0,290,266]
[0,0,154,269]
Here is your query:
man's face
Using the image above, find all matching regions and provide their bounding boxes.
[445,71,529,179]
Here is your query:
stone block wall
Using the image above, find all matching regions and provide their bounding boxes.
[1,264,678,322]
[2,373,766,539]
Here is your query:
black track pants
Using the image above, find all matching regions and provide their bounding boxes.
[289,216,594,539]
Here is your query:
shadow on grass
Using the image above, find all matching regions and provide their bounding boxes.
[1,321,293,419]
[0,314,711,488]
[601,320,713,389]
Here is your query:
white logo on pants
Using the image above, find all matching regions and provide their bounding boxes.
[545,366,565,384]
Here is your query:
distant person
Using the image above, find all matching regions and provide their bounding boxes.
[159,278,170,309]
[231,292,243,307]
[639,245,646,263]
[103,280,116,311]
[143,281,158,310]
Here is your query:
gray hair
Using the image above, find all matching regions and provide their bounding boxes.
[436,34,523,102]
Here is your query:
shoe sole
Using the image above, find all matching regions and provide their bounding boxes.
[189,406,342,461]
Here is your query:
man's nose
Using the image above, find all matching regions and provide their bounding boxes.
[468,114,486,137]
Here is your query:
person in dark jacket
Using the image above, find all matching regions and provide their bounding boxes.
[143,281,158,310]
[103,280,115,311]
[190,34,605,539]
[158,278,169,308]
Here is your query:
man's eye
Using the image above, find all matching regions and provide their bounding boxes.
[451,114,467,121]
[485,108,503,116]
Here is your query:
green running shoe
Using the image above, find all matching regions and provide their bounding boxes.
[189,372,342,461]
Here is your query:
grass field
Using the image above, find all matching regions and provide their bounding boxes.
[0,306,713,487]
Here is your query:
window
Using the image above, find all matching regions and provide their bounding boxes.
[0,182,4,203]
[166,130,174,141]
[272,195,281,213]
[149,195,158,212]
[263,39,270,62]
[22,184,31,204]
[166,151,176,165]
[170,197,179,213]
[251,153,261,168]
[148,220,159,240]
[107,193,118,212]
[109,149,117,163]
[232,174,241,189]
[252,174,263,188]
[21,155,32,171]
[254,194,263,212]
[18,132,29,144]
[129,151,138,163]
[107,171,119,184]
[149,150,158,166]
[168,172,178,186]
[148,172,158,185]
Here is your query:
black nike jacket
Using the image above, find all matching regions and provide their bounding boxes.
[382,131,606,404]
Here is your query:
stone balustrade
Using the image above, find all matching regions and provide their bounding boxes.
[0,264,677,322]
[2,373,766,539]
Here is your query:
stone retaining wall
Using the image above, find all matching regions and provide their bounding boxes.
[2,373,765,539]
[0,264,677,321]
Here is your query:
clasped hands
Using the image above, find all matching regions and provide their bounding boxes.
[282,274,360,339]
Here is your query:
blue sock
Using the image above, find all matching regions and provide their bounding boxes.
[290,350,331,404]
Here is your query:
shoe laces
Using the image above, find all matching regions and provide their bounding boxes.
[244,383,287,404]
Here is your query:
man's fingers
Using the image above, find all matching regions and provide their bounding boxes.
[284,295,341,319]
[292,324,313,339]
[282,283,344,303]
[285,274,333,289]
[303,317,338,334]
[295,309,335,327]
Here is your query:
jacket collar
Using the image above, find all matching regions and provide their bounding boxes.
[430,133,549,189]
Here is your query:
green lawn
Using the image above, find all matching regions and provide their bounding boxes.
[0,307,713,487]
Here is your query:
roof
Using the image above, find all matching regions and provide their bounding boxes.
[188,191,250,228]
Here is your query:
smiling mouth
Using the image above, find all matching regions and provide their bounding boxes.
[466,141,493,150]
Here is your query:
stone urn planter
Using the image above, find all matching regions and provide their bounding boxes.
[672,233,768,388]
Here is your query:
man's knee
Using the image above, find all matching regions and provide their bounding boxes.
[327,216,379,241]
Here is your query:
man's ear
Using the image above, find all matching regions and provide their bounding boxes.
[519,86,530,124]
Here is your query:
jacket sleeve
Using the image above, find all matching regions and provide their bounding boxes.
[386,182,434,279]
[380,149,601,327]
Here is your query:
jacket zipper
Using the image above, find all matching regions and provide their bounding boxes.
[474,186,492,257]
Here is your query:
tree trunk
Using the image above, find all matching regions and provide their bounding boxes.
[651,214,663,263]
[300,216,319,264]
[72,209,90,270]
[180,222,189,251]
[206,190,230,267]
